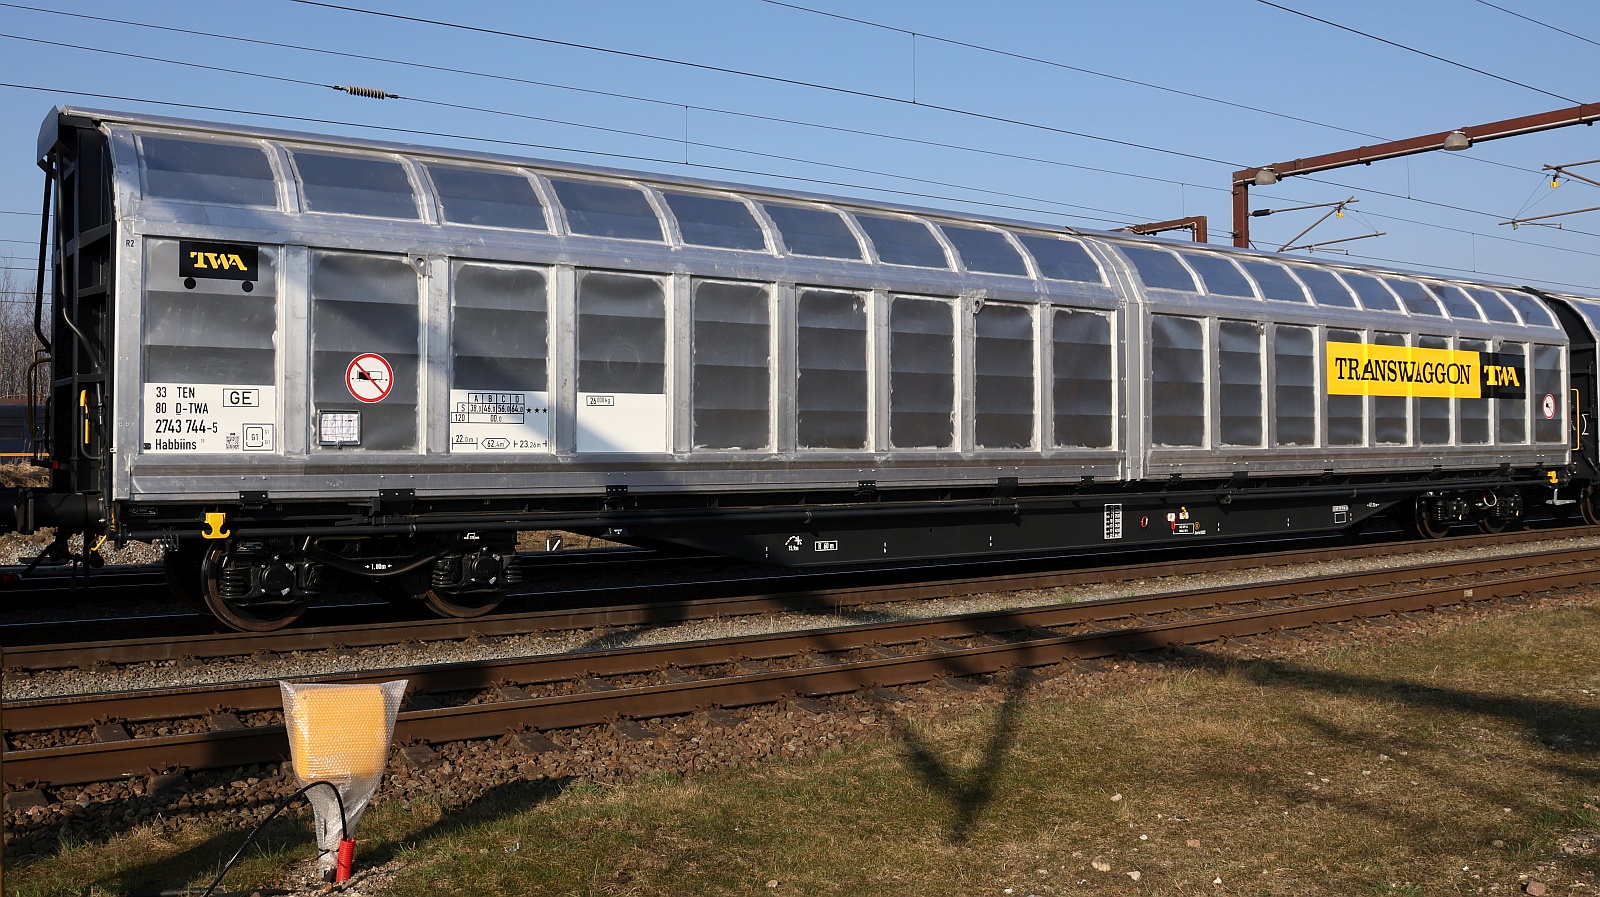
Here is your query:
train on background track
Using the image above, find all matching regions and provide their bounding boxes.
[3,106,1599,631]
[0,402,42,458]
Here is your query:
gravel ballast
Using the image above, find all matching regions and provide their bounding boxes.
[12,532,1600,705]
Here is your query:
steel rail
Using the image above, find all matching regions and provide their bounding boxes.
[0,545,670,648]
[6,526,1594,672]
[7,548,1597,788]
[12,540,1588,730]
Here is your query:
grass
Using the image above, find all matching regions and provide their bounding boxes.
[11,598,1600,895]
[0,462,46,488]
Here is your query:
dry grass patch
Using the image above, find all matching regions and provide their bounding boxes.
[11,601,1600,896]
[0,461,46,487]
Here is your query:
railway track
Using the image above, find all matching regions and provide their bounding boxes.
[6,525,1594,672]
[8,536,1599,790]
[0,545,673,645]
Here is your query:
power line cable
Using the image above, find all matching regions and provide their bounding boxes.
[9,1,1558,235]
[283,0,1600,242]
[0,38,1128,222]
[1338,249,1599,292]
[286,0,1237,168]
[755,0,1388,141]
[29,29,1600,250]
[0,80,1148,226]
[1253,0,1578,103]
[755,0,1542,180]
[1471,0,1600,50]
[8,13,1600,277]
[1297,172,1600,239]
[9,73,1600,274]
[0,3,1215,194]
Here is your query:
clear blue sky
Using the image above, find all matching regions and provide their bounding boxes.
[3,0,1600,292]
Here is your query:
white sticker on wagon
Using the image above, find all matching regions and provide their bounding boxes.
[448,389,549,452]
[141,383,276,453]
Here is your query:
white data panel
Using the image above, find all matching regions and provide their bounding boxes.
[142,383,276,453]
[448,389,550,452]
[576,392,667,453]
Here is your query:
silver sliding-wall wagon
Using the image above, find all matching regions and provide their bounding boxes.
[6,106,1600,630]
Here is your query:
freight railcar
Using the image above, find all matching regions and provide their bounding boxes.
[0,402,42,459]
[4,106,1598,630]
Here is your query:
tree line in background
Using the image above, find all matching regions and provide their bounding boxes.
[0,262,46,401]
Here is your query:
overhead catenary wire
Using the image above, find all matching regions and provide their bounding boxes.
[753,0,1543,181]
[0,3,1215,193]
[1470,0,1600,51]
[1253,0,1579,104]
[0,33,1165,222]
[755,0,1388,141]
[4,2,1576,250]
[5,74,1600,289]
[23,25,1600,256]
[6,62,1596,270]
[274,0,1600,249]
[3,7,1598,286]
[5,17,1600,275]
[0,80,1142,227]
[285,0,1237,168]
[1339,250,1600,293]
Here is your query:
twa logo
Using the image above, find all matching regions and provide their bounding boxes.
[178,240,259,283]
[187,251,250,273]
[1484,365,1521,387]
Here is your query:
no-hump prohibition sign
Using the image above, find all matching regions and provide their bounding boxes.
[346,353,393,403]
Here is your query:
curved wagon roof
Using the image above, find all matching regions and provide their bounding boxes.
[43,105,1572,340]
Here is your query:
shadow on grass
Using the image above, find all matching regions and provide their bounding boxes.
[869,614,1600,850]
[876,669,1033,845]
[1213,648,1600,761]
[81,776,572,896]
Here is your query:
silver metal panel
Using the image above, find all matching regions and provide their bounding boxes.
[550,266,578,455]
[423,256,450,456]
[774,282,798,454]
[672,273,694,454]
[868,289,888,453]
[1271,324,1317,448]
[1217,320,1264,448]
[280,246,310,458]
[73,107,1579,510]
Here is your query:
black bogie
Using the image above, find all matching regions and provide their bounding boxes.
[165,532,521,629]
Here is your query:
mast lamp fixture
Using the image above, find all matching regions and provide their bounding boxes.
[1253,167,1280,186]
[1442,129,1472,151]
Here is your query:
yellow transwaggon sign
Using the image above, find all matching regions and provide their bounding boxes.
[1325,341,1525,399]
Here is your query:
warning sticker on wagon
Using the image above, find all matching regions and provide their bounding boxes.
[142,383,276,453]
[449,389,549,452]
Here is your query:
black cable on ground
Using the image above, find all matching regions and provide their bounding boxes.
[194,779,347,897]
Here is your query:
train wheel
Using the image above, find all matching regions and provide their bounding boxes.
[200,543,307,632]
[1476,513,1507,535]
[388,570,505,618]
[162,541,209,614]
[1583,484,1600,526]
[1409,498,1452,540]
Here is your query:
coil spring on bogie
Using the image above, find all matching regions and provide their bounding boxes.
[1488,492,1523,520]
[216,557,255,601]
[1429,498,1469,523]
[430,555,457,590]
